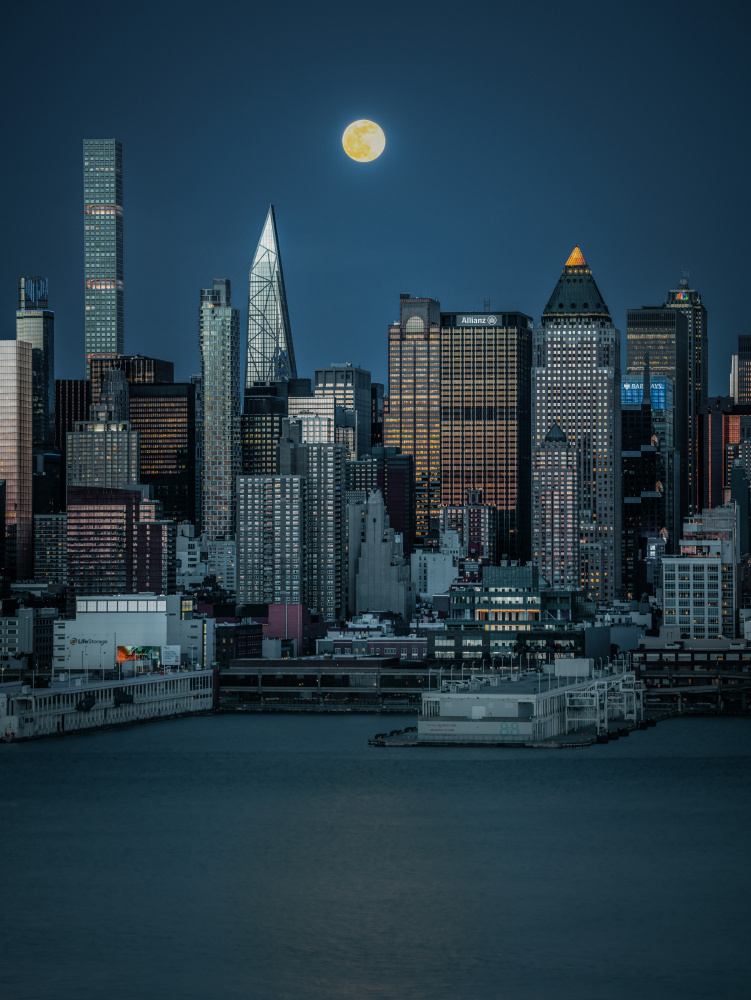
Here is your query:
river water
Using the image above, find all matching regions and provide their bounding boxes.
[2,715,749,999]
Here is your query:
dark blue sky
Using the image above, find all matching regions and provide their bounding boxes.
[1,0,749,393]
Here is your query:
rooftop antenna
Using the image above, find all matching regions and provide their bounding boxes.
[483,299,491,311]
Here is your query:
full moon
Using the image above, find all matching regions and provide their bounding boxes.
[342,120,385,162]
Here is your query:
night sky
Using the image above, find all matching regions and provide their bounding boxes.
[1,0,749,393]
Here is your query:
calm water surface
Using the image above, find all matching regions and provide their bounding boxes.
[2,715,750,1000]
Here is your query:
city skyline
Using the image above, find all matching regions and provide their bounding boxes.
[0,3,748,392]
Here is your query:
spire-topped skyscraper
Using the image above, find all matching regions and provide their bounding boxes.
[532,247,621,600]
[246,205,297,386]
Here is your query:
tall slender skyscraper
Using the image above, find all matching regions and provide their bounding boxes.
[626,307,689,541]
[83,139,124,375]
[129,383,197,524]
[737,335,751,405]
[199,279,240,539]
[664,276,707,513]
[246,205,296,386]
[0,341,33,579]
[532,424,579,589]
[16,277,54,447]
[384,294,441,542]
[532,247,621,600]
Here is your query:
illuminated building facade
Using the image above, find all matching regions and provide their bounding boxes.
[129,383,197,523]
[55,379,91,469]
[627,307,689,530]
[532,247,621,601]
[16,277,54,447]
[662,505,738,639]
[621,376,666,599]
[439,311,532,561]
[0,341,33,579]
[277,419,346,619]
[66,485,140,608]
[33,513,67,585]
[532,424,579,589]
[313,364,372,460]
[384,294,441,542]
[737,335,751,405]
[66,405,140,489]
[664,277,708,514]
[236,475,307,605]
[199,279,240,540]
[240,397,285,476]
[246,205,296,385]
[439,490,498,561]
[698,397,751,510]
[89,354,174,405]
[83,139,123,374]
[67,485,175,611]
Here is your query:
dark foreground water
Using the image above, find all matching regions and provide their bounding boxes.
[2,715,750,1000]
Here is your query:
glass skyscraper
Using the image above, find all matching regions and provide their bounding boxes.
[199,279,240,539]
[16,277,54,447]
[83,139,124,375]
[0,341,33,580]
[313,364,372,460]
[626,306,688,537]
[664,277,707,514]
[439,310,532,561]
[246,205,297,386]
[384,294,441,541]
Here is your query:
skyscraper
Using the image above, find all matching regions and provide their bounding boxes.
[246,205,296,385]
[0,341,33,579]
[83,139,124,374]
[621,375,678,546]
[16,277,54,447]
[532,424,579,589]
[66,402,140,490]
[346,446,416,555]
[55,379,92,473]
[439,310,532,561]
[384,294,441,542]
[278,419,346,619]
[313,364,372,460]
[737,334,751,405]
[89,354,174,405]
[532,247,621,600]
[626,304,689,541]
[236,475,307,605]
[621,370,666,599]
[664,276,707,513]
[199,279,241,539]
[129,383,197,523]
[66,485,174,610]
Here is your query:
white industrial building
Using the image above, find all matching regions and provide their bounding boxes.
[53,595,215,673]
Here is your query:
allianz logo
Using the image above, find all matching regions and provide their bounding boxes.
[461,315,498,325]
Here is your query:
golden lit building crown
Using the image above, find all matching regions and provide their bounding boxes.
[565,246,588,269]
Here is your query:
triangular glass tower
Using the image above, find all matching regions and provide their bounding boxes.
[246,205,297,386]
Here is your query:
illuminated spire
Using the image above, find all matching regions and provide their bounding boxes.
[246,205,297,385]
[565,246,587,268]
[541,246,610,319]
